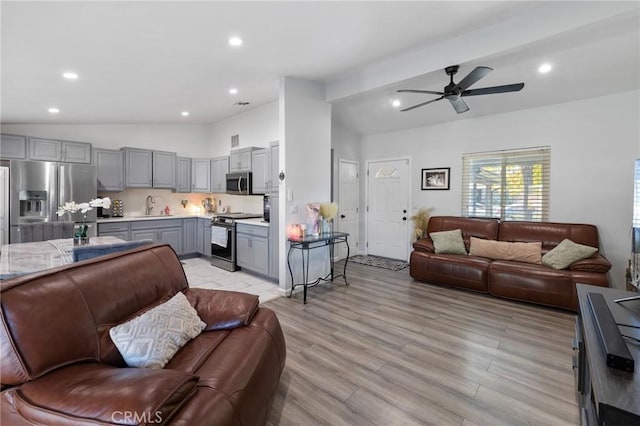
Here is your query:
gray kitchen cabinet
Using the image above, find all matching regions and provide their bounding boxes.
[229,147,253,172]
[152,151,176,189]
[197,218,212,256]
[251,148,267,194]
[183,218,197,254]
[268,142,280,195]
[29,137,62,161]
[62,141,92,163]
[130,219,184,254]
[29,138,91,163]
[123,148,152,187]
[0,134,27,159]
[269,195,280,279]
[192,158,211,193]
[236,223,269,275]
[94,148,124,191]
[97,221,130,241]
[176,157,192,193]
[210,156,229,193]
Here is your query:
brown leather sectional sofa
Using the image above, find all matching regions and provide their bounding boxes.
[410,216,611,311]
[0,244,286,425]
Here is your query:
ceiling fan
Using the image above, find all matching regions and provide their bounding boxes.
[397,65,524,113]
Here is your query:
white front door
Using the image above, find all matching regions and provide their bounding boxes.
[367,158,410,260]
[337,159,359,259]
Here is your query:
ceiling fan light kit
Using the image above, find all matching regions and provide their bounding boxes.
[398,65,524,114]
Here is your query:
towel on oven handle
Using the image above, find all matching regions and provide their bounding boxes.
[211,225,228,248]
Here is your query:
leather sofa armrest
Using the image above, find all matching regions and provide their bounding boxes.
[569,254,612,273]
[2,363,197,425]
[413,238,435,252]
[184,288,259,331]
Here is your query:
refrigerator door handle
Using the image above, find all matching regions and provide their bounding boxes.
[58,163,65,221]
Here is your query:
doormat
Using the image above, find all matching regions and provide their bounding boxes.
[349,255,409,271]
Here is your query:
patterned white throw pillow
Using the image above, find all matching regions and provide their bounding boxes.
[109,292,206,368]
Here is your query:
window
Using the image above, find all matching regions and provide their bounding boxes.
[462,147,550,221]
[634,159,640,228]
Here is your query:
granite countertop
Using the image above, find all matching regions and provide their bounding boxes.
[234,218,269,227]
[97,214,215,223]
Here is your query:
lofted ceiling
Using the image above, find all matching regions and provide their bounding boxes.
[1,1,639,135]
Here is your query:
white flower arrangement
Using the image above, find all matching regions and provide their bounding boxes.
[57,198,111,238]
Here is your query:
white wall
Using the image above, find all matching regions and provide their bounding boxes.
[208,101,279,157]
[361,90,639,289]
[0,124,210,157]
[279,77,332,290]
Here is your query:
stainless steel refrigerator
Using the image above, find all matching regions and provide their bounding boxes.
[9,160,98,242]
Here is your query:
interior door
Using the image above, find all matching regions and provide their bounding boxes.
[367,158,410,260]
[337,160,359,260]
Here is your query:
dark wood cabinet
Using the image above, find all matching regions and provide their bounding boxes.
[575,284,640,425]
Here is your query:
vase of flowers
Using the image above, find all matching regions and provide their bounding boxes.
[319,202,338,234]
[57,197,111,245]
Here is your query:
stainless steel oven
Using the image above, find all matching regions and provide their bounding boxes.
[210,213,263,272]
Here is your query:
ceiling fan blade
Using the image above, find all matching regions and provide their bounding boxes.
[397,89,445,95]
[448,96,469,114]
[455,66,493,91]
[462,83,525,97]
[400,96,445,112]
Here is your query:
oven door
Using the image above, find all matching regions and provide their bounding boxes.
[211,223,235,262]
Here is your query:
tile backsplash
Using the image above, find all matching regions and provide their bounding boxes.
[98,188,263,217]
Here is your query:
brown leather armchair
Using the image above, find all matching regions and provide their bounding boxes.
[0,244,286,425]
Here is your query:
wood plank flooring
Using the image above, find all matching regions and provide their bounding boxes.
[263,261,579,426]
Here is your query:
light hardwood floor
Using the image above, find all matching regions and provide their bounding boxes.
[264,261,579,426]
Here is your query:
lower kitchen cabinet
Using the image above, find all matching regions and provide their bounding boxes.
[197,218,212,256]
[268,195,279,279]
[97,222,130,241]
[183,218,197,254]
[236,223,269,275]
[129,219,184,255]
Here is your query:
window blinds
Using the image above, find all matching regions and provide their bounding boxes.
[461,147,551,222]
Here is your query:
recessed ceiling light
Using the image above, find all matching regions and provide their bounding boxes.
[48,107,60,114]
[228,36,243,47]
[392,99,401,108]
[538,63,552,74]
[181,111,189,117]
[62,72,78,80]
[229,88,238,95]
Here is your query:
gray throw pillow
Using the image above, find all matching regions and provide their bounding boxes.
[110,292,206,368]
[542,239,598,270]
[429,229,467,255]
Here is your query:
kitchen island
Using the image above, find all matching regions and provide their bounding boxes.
[0,236,124,279]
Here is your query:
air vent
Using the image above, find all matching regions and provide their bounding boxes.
[234,101,250,106]
[231,134,239,148]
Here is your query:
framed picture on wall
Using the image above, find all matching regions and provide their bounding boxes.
[421,167,450,190]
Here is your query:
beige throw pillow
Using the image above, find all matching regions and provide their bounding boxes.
[110,292,206,369]
[542,239,598,270]
[429,229,467,255]
[469,237,542,264]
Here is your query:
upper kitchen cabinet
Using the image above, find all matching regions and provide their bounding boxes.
[94,148,124,191]
[29,138,92,163]
[192,158,211,193]
[229,147,253,172]
[152,151,176,189]
[176,157,192,193]
[251,148,267,194]
[0,134,27,159]
[210,156,229,193]
[123,148,152,187]
[268,141,279,195]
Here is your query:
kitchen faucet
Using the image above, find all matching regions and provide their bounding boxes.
[145,195,155,215]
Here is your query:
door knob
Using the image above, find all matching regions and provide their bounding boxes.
[402,217,407,221]
[403,209,407,213]
[340,214,346,219]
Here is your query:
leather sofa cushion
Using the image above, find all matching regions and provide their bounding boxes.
[498,221,600,250]
[569,255,611,273]
[469,237,542,264]
[185,288,259,331]
[410,251,491,292]
[5,363,197,425]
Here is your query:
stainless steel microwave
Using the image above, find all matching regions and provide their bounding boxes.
[226,172,253,195]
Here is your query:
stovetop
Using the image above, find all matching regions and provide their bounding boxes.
[213,212,263,221]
